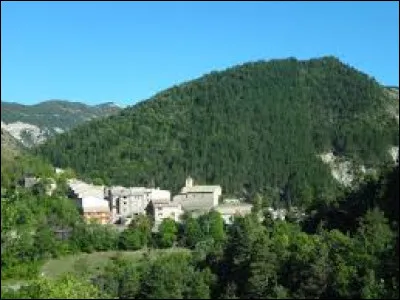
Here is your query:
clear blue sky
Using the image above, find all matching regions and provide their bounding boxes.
[1,1,399,106]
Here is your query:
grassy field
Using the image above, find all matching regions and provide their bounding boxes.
[1,248,190,290]
[40,247,190,279]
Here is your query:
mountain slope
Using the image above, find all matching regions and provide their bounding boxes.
[1,128,24,160]
[1,128,56,189]
[1,100,121,147]
[36,57,399,207]
[385,86,399,123]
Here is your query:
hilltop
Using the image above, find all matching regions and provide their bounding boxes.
[1,100,121,147]
[36,56,399,207]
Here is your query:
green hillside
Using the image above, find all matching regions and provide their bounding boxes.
[36,57,399,207]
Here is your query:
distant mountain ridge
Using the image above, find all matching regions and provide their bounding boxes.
[1,100,121,147]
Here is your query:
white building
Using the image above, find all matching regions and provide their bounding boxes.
[172,176,222,212]
[149,189,171,202]
[151,199,184,230]
[77,196,111,224]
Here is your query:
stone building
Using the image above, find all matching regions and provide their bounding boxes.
[149,199,184,230]
[215,203,253,225]
[105,186,171,223]
[172,176,222,212]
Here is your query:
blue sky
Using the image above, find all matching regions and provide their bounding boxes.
[1,1,399,106]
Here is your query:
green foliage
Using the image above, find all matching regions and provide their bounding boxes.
[182,217,204,248]
[356,208,395,256]
[245,231,278,298]
[91,255,145,298]
[1,185,83,280]
[1,151,54,190]
[118,215,152,250]
[216,165,399,299]
[32,224,59,260]
[70,223,119,253]
[36,57,399,208]
[137,252,211,299]
[157,218,178,248]
[198,211,226,246]
[7,274,103,299]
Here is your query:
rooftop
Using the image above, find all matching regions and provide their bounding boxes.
[152,198,171,204]
[107,186,169,196]
[181,185,221,194]
[153,201,182,208]
[215,203,253,215]
[80,196,110,213]
[68,179,105,198]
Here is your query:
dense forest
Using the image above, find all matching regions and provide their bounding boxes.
[36,57,399,208]
[1,158,398,299]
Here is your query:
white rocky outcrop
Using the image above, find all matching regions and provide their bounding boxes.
[1,121,47,146]
[389,146,399,163]
[319,152,354,186]
[319,151,377,187]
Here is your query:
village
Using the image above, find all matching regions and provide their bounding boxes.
[21,168,288,231]
[55,169,288,230]
[70,176,251,230]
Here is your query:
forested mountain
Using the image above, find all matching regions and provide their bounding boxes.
[1,100,121,147]
[36,57,399,207]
